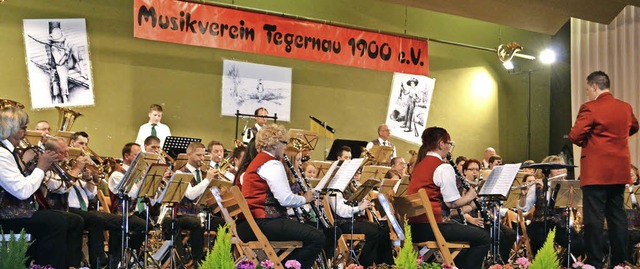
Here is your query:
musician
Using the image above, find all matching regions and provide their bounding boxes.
[407,127,490,269]
[384,157,406,180]
[236,124,324,269]
[481,147,496,169]
[163,141,221,266]
[34,120,51,145]
[488,155,502,170]
[461,158,516,262]
[365,124,397,159]
[207,140,234,181]
[632,164,639,186]
[143,135,161,153]
[46,136,138,269]
[230,145,246,175]
[455,155,467,174]
[522,159,536,175]
[336,145,352,161]
[234,138,258,186]
[135,104,171,149]
[242,107,268,143]
[0,106,71,268]
[326,180,394,266]
[518,155,584,260]
[301,161,318,179]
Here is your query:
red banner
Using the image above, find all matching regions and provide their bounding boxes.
[133,0,429,75]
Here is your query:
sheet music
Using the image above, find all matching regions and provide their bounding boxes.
[313,158,364,192]
[327,158,364,191]
[478,163,521,198]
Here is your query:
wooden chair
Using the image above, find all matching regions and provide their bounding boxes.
[211,186,303,269]
[97,189,111,214]
[513,207,533,260]
[392,188,470,266]
[322,195,366,267]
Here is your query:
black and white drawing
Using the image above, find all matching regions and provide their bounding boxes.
[23,18,94,109]
[385,73,435,144]
[221,60,292,121]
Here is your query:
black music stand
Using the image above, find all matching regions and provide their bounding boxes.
[521,163,576,233]
[158,173,192,269]
[327,139,368,161]
[162,136,201,159]
[132,163,167,269]
[550,180,581,268]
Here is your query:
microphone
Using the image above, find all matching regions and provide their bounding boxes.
[309,116,335,133]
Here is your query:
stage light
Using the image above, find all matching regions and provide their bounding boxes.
[539,49,556,64]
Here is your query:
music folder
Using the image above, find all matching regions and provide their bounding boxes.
[346,178,380,204]
[133,163,168,199]
[502,172,528,208]
[360,165,391,184]
[478,163,522,200]
[158,173,193,205]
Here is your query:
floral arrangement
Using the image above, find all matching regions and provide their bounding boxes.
[236,259,300,269]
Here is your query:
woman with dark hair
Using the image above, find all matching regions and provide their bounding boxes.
[406,126,490,269]
[234,138,258,187]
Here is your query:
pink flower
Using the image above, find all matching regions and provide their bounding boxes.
[416,255,424,264]
[345,264,364,269]
[489,265,503,269]
[260,260,274,269]
[284,260,301,269]
[572,262,584,268]
[515,257,530,268]
[582,265,595,269]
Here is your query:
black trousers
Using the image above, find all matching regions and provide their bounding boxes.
[236,218,325,269]
[69,208,146,269]
[338,218,394,266]
[162,214,209,264]
[411,222,490,269]
[583,184,629,267]
[0,210,68,268]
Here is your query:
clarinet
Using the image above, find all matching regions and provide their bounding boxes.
[447,154,492,224]
[283,155,330,228]
[298,165,332,229]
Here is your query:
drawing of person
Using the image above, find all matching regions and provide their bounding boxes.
[400,78,419,132]
[45,21,84,104]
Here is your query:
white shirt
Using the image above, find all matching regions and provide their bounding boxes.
[256,151,306,208]
[365,137,397,158]
[68,181,96,209]
[242,123,263,144]
[178,163,211,201]
[135,122,171,150]
[327,191,361,219]
[0,140,45,200]
[108,163,140,197]
[207,161,235,182]
[427,151,460,203]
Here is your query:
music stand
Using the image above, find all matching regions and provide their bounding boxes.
[379,179,400,196]
[625,185,640,209]
[346,178,380,204]
[502,172,528,208]
[360,165,390,185]
[550,180,582,267]
[55,130,74,145]
[162,136,201,159]
[159,173,192,269]
[395,175,410,196]
[326,139,368,161]
[367,145,394,165]
[288,129,319,152]
[308,160,333,178]
[173,153,188,171]
[132,163,167,269]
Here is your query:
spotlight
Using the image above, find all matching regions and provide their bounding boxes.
[502,61,514,70]
[539,49,556,64]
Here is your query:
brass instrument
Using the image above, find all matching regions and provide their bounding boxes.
[0,99,25,109]
[360,147,376,166]
[68,147,117,182]
[56,106,82,132]
[350,147,383,227]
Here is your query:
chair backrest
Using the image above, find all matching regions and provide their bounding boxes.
[97,189,111,214]
[212,186,289,268]
[322,194,337,226]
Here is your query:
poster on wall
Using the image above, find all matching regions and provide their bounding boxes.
[23,18,94,109]
[221,60,292,121]
[385,73,436,145]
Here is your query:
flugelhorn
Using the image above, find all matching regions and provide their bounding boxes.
[56,106,82,132]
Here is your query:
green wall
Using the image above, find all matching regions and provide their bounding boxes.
[0,0,552,163]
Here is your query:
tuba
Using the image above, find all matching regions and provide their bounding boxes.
[56,106,82,132]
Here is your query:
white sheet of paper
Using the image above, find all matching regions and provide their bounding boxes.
[479,163,521,198]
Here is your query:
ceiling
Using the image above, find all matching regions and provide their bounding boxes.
[382,0,640,35]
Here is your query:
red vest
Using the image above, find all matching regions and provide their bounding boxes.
[242,152,287,219]
[406,155,445,224]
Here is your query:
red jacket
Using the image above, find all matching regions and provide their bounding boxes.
[569,92,639,186]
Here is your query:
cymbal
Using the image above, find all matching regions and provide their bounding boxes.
[521,163,577,169]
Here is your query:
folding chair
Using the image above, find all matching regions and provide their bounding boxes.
[322,195,366,267]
